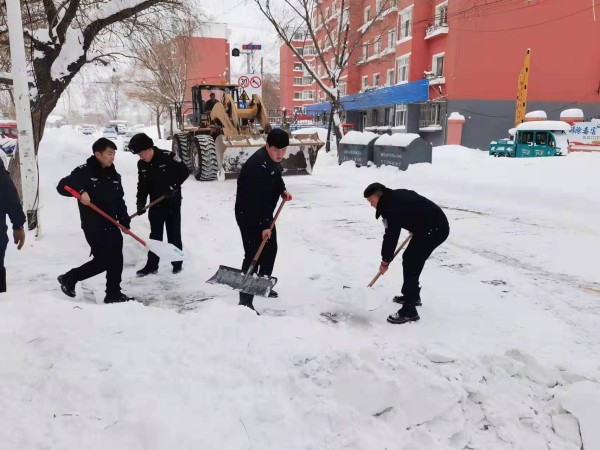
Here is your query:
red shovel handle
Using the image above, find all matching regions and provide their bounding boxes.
[64,185,147,247]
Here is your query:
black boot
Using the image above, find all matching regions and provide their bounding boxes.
[387,304,420,324]
[104,292,134,303]
[239,292,259,315]
[136,265,158,277]
[268,290,278,298]
[393,287,422,306]
[172,263,183,274]
[0,267,6,293]
[57,274,76,298]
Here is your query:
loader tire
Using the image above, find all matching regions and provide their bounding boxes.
[192,135,218,181]
[172,132,193,174]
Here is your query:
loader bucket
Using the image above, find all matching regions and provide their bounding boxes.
[215,132,325,180]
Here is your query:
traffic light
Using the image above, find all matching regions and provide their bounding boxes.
[232,48,240,57]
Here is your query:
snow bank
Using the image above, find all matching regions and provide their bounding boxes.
[339,130,378,145]
[560,108,584,118]
[559,381,600,449]
[525,110,547,119]
[375,133,420,147]
[516,120,571,131]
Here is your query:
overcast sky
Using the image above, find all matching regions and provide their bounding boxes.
[202,0,281,77]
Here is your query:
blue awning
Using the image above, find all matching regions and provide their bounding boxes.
[305,79,430,114]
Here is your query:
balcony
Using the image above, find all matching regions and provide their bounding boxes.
[425,23,449,39]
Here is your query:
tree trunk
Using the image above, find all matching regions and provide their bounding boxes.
[156,106,162,139]
[325,107,334,153]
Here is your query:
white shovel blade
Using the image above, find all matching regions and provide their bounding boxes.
[146,239,185,262]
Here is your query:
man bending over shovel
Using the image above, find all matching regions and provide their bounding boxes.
[364,183,449,324]
[234,129,293,312]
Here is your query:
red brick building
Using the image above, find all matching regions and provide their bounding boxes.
[280,0,600,148]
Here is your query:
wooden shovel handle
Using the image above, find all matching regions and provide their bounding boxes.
[368,233,413,288]
[251,200,287,263]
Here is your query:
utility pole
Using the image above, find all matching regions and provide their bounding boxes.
[6,0,40,232]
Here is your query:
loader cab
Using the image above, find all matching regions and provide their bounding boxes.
[191,84,244,127]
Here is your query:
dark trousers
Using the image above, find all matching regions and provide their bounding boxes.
[66,227,123,294]
[0,233,7,293]
[238,224,278,305]
[401,224,449,302]
[146,207,182,269]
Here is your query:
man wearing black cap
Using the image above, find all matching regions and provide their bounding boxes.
[364,182,449,324]
[0,152,26,293]
[56,138,133,303]
[235,128,293,312]
[129,133,189,276]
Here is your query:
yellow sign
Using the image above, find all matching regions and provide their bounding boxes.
[515,48,531,126]
[240,89,250,101]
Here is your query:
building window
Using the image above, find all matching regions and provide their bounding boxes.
[419,101,447,128]
[294,77,303,85]
[432,53,444,77]
[303,76,314,85]
[400,7,413,39]
[305,46,315,55]
[388,29,396,49]
[386,68,395,86]
[294,47,304,56]
[332,1,337,14]
[330,57,334,70]
[373,73,380,87]
[302,91,314,100]
[396,54,410,83]
[325,7,329,18]
[339,82,347,97]
[363,42,369,60]
[435,2,448,25]
[361,76,369,90]
[294,92,302,100]
[294,62,303,71]
[364,6,371,23]
[374,38,381,55]
[376,0,383,13]
[395,104,407,127]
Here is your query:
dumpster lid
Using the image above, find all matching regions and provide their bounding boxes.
[375,133,420,147]
[339,130,379,145]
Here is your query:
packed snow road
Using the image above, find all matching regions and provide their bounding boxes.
[1,127,599,449]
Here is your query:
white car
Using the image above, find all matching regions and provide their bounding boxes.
[123,129,140,152]
[102,127,118,139]
[81,124,94,135]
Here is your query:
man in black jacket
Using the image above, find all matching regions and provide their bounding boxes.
[56,138,133,303]
[0,152,26,293]
[364,182,449,324]
[235,129,293,312]
[128,133,189,276]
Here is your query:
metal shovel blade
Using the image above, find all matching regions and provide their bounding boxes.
[146,239,185,263]
[206,265,277,297]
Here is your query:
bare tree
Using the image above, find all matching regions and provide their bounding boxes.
[0,0,184,153]
[126,83,168,138]
[254,0,393,150]
[126,14,200,134]
[261,73,281,112]
[98,75,122,120]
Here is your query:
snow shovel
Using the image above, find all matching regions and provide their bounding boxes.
[129,193,169,219]
[206,200,287,297]
[367,233,412,287]
[64,186,184,262]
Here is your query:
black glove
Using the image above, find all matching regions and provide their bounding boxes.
[136,203,146,216]
[165,185,179,198]
[121,220,131,230]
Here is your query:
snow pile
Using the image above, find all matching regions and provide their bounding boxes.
[516,120,571,131]
[560,108,584,118]
[339,130,378,145]
[525,110,547,120]
[448,112,465,121]
[559,381,600,449]
[375,133,420,147]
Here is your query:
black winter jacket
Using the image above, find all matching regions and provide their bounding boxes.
[136,147,189,212]
[57,156,130,231]
[0,157,26,236]
[235,147,286,228]
[376,188,448,262]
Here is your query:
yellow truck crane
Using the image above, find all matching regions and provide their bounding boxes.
[172,83,324,181]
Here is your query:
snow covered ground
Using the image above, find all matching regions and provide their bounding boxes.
[1,127,600,449]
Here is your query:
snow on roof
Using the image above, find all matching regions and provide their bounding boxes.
[339,131,378,145]
[560,108,584,118]
[516,121,571,132]
[448,112,465,121]
[375,133,421,147]
[525,110,547,119]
